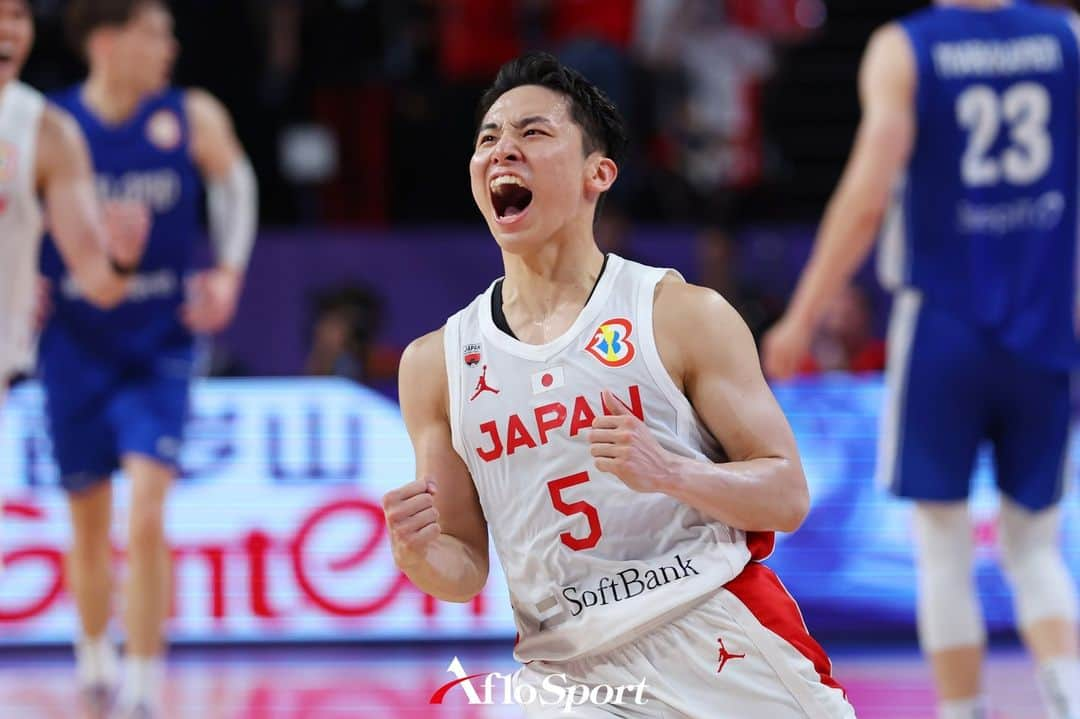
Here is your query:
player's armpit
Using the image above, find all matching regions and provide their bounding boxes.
[654,280,810,533]
[385,328,490,603]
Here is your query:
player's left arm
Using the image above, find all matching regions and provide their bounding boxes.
[182,88,258,334]
[762,23,915,379]
[591,278,809,532]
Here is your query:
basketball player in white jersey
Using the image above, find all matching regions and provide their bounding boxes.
[383,53,855,718]
[0,0,146,571]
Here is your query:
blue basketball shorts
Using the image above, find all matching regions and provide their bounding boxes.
[877,290,1072,511]
[42,355,192,493]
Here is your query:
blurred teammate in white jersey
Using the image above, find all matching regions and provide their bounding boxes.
[383,52,855,718]
[0,0,145,565]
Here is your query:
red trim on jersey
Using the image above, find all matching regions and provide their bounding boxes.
[746,530,775,561]
[725,562,846,697]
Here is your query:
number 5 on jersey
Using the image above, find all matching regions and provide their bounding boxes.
[547,471,603,551]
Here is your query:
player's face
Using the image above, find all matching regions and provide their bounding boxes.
[114,3,177,95]
[470,85,600,253]
[0,0,33,87]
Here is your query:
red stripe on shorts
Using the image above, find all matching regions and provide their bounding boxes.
[724,562,846,696]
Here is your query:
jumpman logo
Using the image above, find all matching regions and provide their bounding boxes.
[470,365,500,401]
[716,637,745,673]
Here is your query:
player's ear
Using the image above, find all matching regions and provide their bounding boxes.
[585,154,618,196]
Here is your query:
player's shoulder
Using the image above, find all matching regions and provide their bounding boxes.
[871,11,930,67]
[400,327,448,381]
[864,21,914,64]
[33,102,90,186]
[37,102,84,154]
[614,254,724,318]
[652,277,753,378]
[183,87,230,124]
[399,327,450,416]
[654,275,742,335]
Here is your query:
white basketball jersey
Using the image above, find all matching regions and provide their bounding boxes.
[444,254,769,663]
[0,81,45,383]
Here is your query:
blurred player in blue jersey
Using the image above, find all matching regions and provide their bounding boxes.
[765,2,1080,718]
[38,1,257,716]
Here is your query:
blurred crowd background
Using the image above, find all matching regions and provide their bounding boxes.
[23,0,1078,395]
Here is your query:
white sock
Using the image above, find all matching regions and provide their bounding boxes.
[118,655,164,710]
[1038,657,1080,719]
[939,696,988,719]
[74,634,118,688]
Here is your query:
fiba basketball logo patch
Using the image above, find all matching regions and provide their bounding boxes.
[463,343,482,366]
[585,318,635,367]
[147,109,182,151]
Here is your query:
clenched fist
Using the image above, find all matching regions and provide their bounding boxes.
[382,478,441,569]
[180,267,243,335]
[761,316,813,381]
[589,390,677,494]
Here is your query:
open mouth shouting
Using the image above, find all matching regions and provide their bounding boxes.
[490,174,534,224]
[0,42,15,71]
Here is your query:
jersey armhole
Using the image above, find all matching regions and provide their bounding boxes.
[635,268,696,442]
[442,313,470,465]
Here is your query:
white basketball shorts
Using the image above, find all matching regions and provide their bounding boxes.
[514,562,856,718]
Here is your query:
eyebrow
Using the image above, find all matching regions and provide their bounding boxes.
[477,115,555,137]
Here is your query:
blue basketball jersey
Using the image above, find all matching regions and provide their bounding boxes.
[889,4,1080,369]
[39,86,201,370]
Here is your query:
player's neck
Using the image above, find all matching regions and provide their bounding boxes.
[501,237,605,329]
[82,72,146,125]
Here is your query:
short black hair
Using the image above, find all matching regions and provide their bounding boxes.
[65,0,166,57]
[476,52,629,220]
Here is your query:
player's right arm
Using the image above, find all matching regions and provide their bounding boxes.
[383,328,490,603]
[762,23,916,379]
[35,105,147,309]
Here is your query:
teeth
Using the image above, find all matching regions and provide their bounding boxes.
[490,175,526,192]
